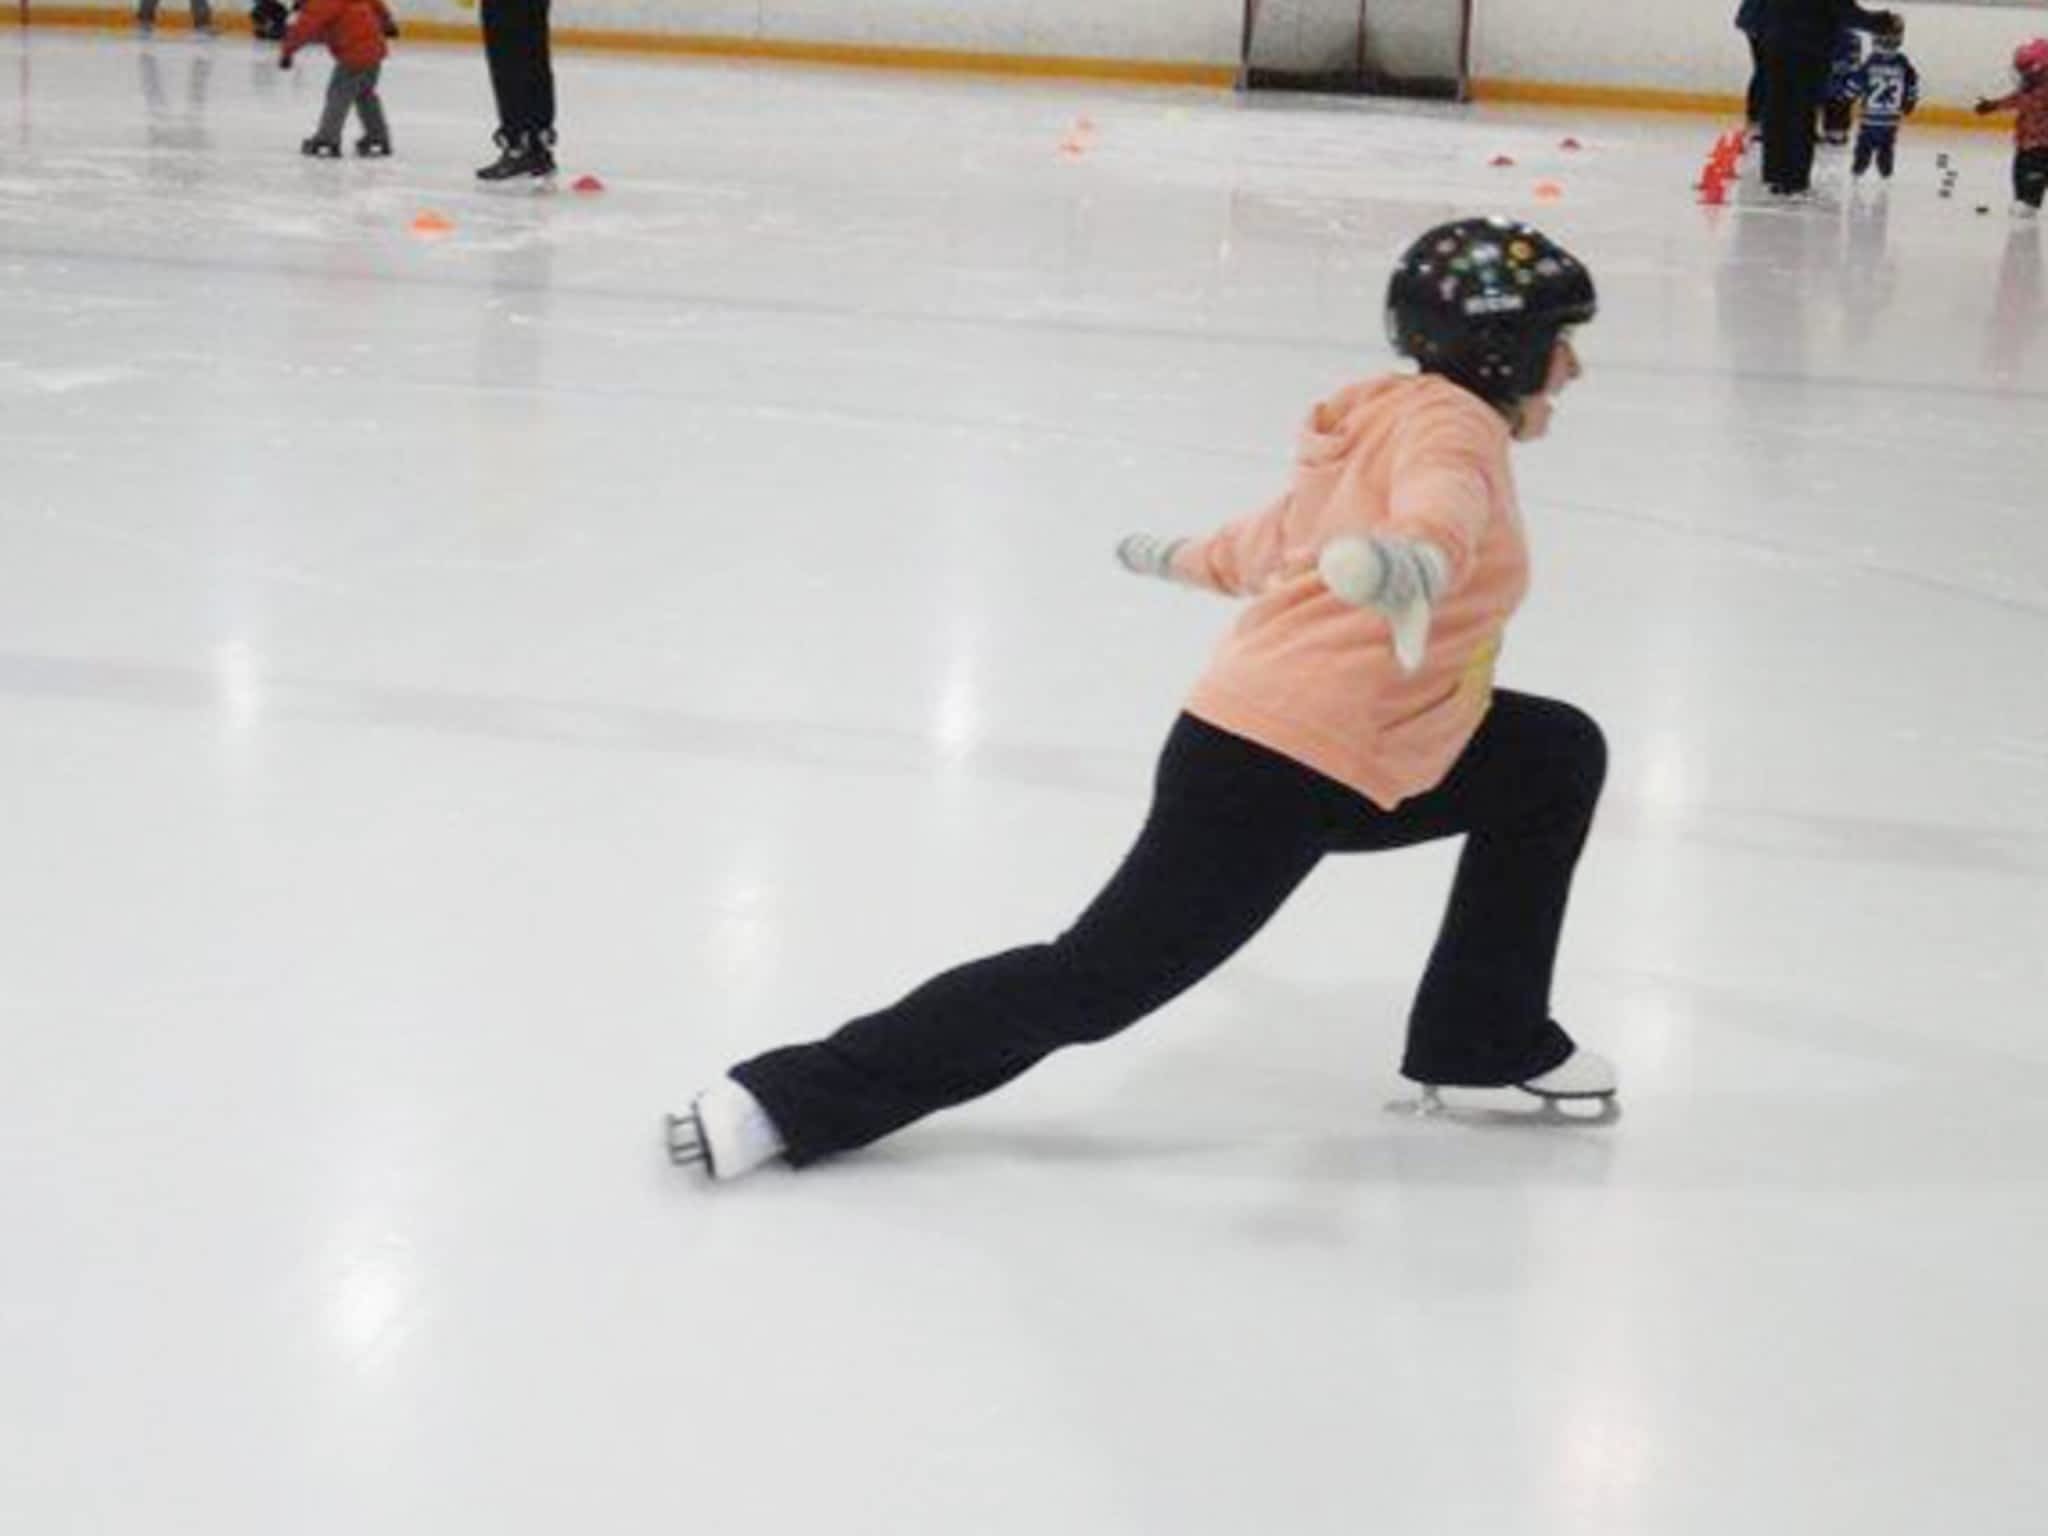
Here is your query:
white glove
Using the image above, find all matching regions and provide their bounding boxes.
[1115,533,1186,581]
[1317,535,1449,676]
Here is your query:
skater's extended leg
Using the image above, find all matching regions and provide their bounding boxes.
[730,717,1328,1165]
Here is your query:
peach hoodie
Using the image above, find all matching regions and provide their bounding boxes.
[1170,372,1528,811]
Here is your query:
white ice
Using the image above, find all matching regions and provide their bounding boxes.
[4,28,2048,1536]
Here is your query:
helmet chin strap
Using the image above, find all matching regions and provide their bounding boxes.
[1505,389,1563,440]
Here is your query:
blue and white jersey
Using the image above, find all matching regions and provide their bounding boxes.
[1848,52,1921,130]
[1828,29,1866,101]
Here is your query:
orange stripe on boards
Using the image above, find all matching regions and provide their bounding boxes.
[9,15,2013,125]
[1470,77,1745,115]
[22,6,157,23]
[17,9,1237,88]
[542,29,1236,87]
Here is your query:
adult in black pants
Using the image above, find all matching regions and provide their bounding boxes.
[668,220,1615,1180]
[1736,0,1767,136]
[477,0,555,180]
[1753,0,1895,195]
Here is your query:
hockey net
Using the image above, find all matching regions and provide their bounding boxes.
[1240,0,1472,99]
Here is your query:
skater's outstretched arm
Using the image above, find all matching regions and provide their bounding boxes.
[1120,512,1451,675]
[1115,491,1295,597]
[1118,394,1495,672]
[1318,394,1500,671]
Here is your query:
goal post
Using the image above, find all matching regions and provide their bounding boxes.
[1240,0,1474,100]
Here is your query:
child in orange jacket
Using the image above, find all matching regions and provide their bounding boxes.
[280,0,399,159]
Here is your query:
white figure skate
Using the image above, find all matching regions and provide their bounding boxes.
[665,1077,788,1181]
[1392,1048,1620,1126]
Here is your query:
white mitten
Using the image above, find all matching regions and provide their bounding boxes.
[1316,535,1449,675]
[1114,533,1186,581]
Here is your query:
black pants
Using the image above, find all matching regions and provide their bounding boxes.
[2017,149,2048,209]
[1745,34,1766,126]
[481,0,554,136]
[1761,45,1828,191]
[1854,126,1896,178]
[734,693,1605,1166]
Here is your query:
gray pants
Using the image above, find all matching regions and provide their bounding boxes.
[314,64,389,147]
[137,0,214,25]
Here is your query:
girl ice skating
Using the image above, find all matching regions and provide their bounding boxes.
[670,217,1615,1180]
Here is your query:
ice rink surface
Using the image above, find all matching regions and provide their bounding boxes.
[4,27,2047,1535]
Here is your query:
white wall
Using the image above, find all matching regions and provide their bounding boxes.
[44,0,2045,106]
[42,0,1246,64]
[521,0,1244,65]
[1471,1,2046,111]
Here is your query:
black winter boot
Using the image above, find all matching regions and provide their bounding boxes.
[475,128,556,182]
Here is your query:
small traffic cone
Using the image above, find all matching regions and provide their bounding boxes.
[1057,113,1099,159]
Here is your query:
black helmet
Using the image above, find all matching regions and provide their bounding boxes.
[1385,217,1597,406]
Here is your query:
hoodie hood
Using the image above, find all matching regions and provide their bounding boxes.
[1296,373,1505,469]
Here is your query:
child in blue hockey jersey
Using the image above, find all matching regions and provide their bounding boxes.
[1846,14,1919,177]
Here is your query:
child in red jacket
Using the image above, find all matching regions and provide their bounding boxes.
[1976,38,2048,217]
[281,0,399,159]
